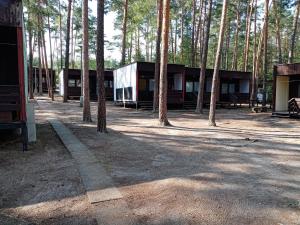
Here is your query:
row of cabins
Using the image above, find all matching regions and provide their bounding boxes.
[32,62,300,115]
[57,62,252,109]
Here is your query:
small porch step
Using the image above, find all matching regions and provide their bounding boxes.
[183,101,197,110]
[139,101,153,110]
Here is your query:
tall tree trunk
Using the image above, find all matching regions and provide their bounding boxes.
[174,19,178,62]
[129,32,133,62]
[231,1,241,71]
[194,0,204,66]
[153,0,163,112]
[63,0,72,102]
[254,31,264,101]
[146,22,150,61]
[262,0,269,106]
[208,0,228,126]
[121,0,129,65]
[47,10,54,101]
[191,0,197,66]
[224,21,231,70]
[150,29,153,60]
[96,0,107,133]
[288,0,300,64]
[59,0,63,70]
[159,0,171,126]
[82,0,92,122]
[253,5,267,107]
[243,0,254,71]
[250,0,258,106]
[196,0,213,114]
[274,0,282,63]
[170,21,175,63]
[180,4,184,63]
[38,28,43,95]
[70,1,75,68]
[42,30,52,99]
[28,16,34,99]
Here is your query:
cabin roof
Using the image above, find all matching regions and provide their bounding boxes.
[275,63,300,76]
[115,61,251,79]
[61,68,113,77]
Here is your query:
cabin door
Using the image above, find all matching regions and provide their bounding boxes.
[220,81,237,102]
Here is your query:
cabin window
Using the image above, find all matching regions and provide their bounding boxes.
[116,88,123,100]
[124,87,133,100]
[239,80,249,93]
[149,79,155,91]
[206,78,212,92]
[68,79,76,87]
[229,84,235,94]
[104,81,113,88]
[173,74,183,91]
[186,82,193,92]
[222,83,228,94]
[194,82,199,92]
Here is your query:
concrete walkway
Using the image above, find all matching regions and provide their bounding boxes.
[38,100,136,225]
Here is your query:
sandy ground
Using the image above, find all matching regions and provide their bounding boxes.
[37,97,300,225]
[1,96,300,225]
[0,102,97,225]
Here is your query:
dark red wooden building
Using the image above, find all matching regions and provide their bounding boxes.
[0,0,29,150]
[59,68,114,100]
[185,67,251,108]
[113,62,251,109]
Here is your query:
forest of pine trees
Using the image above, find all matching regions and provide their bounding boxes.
[24,0,300,78]
[23,0,300,126]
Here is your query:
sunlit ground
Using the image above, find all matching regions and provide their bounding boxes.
[1,96,300,224]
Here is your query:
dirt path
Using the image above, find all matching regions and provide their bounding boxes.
[36,97,300,225]
[0,101,97,225]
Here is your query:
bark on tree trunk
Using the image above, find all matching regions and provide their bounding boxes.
[208,0,228,126]
[250,0,258,106]
[243,0,255,71]
[48,13,55,101]
[41,30,52,99]
[82,0,92,122]
[38,32,43,95]
[274,0,282,63]
[196,0,213,114]
[153,0,163,112]
[96,0,107,133]
[262,0,269,107]
[159,0,171,126]
[63,0,72,102]
[231,1,241,71]
[121,0,129,65]
[59,0,63,70]
[191,0,197,67]
[288,0,300,64]
[180,4,184,63]
[28,17,34,99]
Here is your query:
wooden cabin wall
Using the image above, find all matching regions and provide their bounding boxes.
[0,26,19,85]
